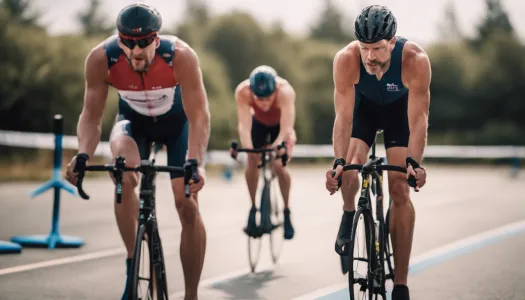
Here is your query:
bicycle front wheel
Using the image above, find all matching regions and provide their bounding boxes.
[269,177,284,263]
[348,206,376,300]
[130,224,167,300]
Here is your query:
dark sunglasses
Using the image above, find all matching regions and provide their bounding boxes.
[119,35,156,49]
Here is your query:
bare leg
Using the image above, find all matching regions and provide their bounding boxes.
[172,178,206,300]
[109,121,141,258]
[386,147,415,286]
[245,153,260,206]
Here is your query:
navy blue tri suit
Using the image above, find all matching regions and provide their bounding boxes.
[352,37,410,148]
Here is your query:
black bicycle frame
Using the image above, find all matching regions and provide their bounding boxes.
[137,160,164,281]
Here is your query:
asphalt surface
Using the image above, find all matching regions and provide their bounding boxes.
[0,164,524,300]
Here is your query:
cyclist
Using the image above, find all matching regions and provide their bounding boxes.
[64,3,210,300]
[231,65,297,240]
[324,5,430,300]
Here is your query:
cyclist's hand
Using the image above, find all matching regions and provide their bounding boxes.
[229,147,238,159]
[65,155,80,185]
[407,165,426,191]
[326,165,343,195]
[275,144,287,158]
[189,166,206,194]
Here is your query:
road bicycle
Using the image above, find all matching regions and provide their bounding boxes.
[74,144,199,300]
[230,141,288,273]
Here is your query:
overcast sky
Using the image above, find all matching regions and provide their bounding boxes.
[32,0,525,46]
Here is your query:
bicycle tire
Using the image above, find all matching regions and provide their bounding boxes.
[247,181,267,273]
[269,176,284,264]
[130,224,165,300]
[348,206,375,300]
[152,225,168,299]
[384,204,395,281]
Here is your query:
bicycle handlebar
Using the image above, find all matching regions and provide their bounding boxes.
[229,140,289,167]
[73,155,199,203]
[333,156,419,192]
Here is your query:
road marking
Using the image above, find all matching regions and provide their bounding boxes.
[0,248,125,276]
[290,219,525,300]
[0,226,239,276]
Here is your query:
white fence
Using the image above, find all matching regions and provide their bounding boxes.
[1,130,524,169]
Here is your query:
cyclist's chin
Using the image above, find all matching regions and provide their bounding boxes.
[364,65,379,75]
[131,60,147,72]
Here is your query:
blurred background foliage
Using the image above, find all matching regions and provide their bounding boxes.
[1,0,524,160]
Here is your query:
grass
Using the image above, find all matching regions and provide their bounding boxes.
[0,149,109,182]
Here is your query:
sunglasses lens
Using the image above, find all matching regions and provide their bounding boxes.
[137,38,154,48]
[121,38,136,49]
[120,36,155,49]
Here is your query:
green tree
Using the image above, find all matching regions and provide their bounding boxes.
[470,0,514,50]
[77,0,113,37]
[309,0,353,44]
[1,0,40,26]
[205,12,276,91]
[437,1,463,42]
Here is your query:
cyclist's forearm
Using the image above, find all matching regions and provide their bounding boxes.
[333,115,352,159]
[238,127,253,149]
[77,113,102,158]
[407,117,428,164]
[187,113,210,165]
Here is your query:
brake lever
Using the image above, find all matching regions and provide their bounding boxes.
[406,157,420,192]
[230,141,238,159]
[331,170,342,192]
[276,141,288,167]
[114,170,123,204]
[184,159,199,198]
[74,154,90,200]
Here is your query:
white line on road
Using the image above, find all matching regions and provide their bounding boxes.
[0,225,239,276]
[0,248,125,276]
[290,219,525,300]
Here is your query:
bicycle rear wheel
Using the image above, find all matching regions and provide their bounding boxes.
[269,176,284,263]
[348,206,376,300]
[130,224,167,300]
[247,182,265,272]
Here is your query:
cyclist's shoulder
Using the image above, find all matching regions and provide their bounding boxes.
[334,41,361,64]
[334,41,360,83]
[235,80,252,102]
[276,78,295,100]
[86,37,113,70]
[401,41,431,87]
[402,40,430,68]
[167,35,201,71]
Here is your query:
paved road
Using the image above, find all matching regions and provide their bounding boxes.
[0,165,524,300]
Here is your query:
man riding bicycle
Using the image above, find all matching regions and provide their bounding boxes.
[64,3,210,300]
[325,5,430,300]
[231,65,297,240]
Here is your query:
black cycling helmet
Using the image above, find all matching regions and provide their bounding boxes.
[354,5,397,43]
[116,3,162,38]
[249,66,277,98]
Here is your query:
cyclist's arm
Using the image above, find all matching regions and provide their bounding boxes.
[77,46,109,158]
[235,84,254,149]
[332,46,358,160]
[175,45,211,166]
[272,84,296,148]
[404,47,431,164]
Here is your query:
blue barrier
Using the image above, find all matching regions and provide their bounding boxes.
[0,240,22,254]
[11,115,84,249]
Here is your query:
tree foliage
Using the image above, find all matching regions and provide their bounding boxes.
[1,0,524,153]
